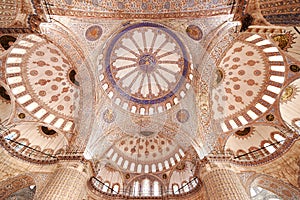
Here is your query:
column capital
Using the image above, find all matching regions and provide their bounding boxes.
[37,158,93,200]
[56,157,94,178]
[199,154,250,200]
[199,154,233,177]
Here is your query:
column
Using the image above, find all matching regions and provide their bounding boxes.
[36,159,90,200]
[200,155,250,200]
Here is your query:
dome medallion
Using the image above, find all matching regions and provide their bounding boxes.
[100,22,193,115]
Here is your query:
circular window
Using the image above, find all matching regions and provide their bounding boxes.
[290,64,300,73]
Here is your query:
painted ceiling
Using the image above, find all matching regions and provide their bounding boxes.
[0,0,300,198]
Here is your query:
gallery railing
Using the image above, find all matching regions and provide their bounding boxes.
[90,176,200,198]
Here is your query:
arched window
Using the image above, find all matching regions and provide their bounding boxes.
[142,178,150,196]
[172,184,179,194]
[106,148,114,157]
[128,177,162,197]
[93,178,100,188]
[102,182,110,192]
[14,139,28,152]
[151,164,156,172]
[250,186,263,197]
[170,157,175,166]
[264,143,276,154]
[112,184,119,194]
[111,152,118,161]
[117,156,123,166]
[4,131,19,141]
[137,164,142,173]
[133,181,139,196]
[195,178,199,184]
[130,163,135,172]
[274,133,285,144]
[164,160,170,169]
[190,178,197,188]
[295,120,300,129]
[158,163,163,171]
[123,160,129,169]
[182,181,189,192]
[153,181,160,196]
[179,148,185,157]
[175,153,181,162]
[144,164,149,173]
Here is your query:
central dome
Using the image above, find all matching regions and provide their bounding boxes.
[100,22,193,115]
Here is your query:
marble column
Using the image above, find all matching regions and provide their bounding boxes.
[36,159,90,200]
[200,155,250,200]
